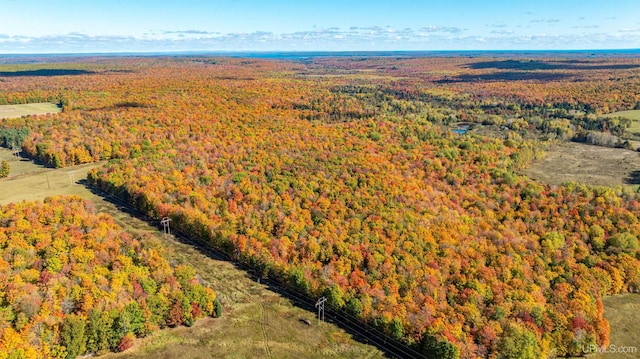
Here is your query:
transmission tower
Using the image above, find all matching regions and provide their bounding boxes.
[161,217,171,235]
[315,297,327,323]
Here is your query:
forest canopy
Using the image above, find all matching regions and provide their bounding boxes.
[0,196,219,358]
[1,56,640,358]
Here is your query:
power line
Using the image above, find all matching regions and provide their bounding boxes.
[261,275,425,359]
[90,186,426,359]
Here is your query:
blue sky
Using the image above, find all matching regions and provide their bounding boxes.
[1,0,639,53]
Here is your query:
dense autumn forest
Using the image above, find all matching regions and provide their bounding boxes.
[1,56,640,358]
[0,196,220,358]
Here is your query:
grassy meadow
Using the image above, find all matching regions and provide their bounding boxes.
[0,102,61,119]
[605,110,640,121]
[605,110,640,136]
[523,141,640,188]
[592,294,640,359]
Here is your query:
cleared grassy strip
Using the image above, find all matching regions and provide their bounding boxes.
[0,102,61,119]
[605,110,640,120]
[0,148,386,358]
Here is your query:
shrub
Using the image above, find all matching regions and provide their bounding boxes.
[0,160,8,178]
[117,332,135,352]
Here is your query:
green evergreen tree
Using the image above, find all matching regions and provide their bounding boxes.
[123,302,146,336]
[497,323,541,359]
[324,284,346,309]
[418,332,460,359]
[214,298,222,318]
[346,297,364,317]
[390,318,404,339]
[85,309,105,354]
[61,314,86,359]
[609,232,639,253]
[0,160,9,178]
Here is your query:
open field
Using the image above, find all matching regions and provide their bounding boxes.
[0,102,61,119]
[626,121,640,136]
[0,148,103,205]
[0,147,385,358]
[605,110,640,121]
[604,110,640,136]
[522,141,640,188]
[592,294,640,359]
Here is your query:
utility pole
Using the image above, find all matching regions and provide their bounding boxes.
[68,171,76,185]
[161,217,171,235]
[315,297,327,323]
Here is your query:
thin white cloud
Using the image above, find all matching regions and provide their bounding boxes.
[531,18,560,24]
[349,26,384,32]
[0,26,639,53]
[162,30,220,35]
[572,25,599,29]
[419,26,463,34]
[491,29,515,35]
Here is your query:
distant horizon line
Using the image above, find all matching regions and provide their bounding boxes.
[1,48,640,59]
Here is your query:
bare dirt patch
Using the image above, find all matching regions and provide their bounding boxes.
[522,141,640,188]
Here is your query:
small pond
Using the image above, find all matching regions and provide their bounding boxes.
[451,124,470,135]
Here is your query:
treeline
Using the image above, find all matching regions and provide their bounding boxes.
[572,131,633,149]
[0,196,220,358]
[0,127,29,151]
